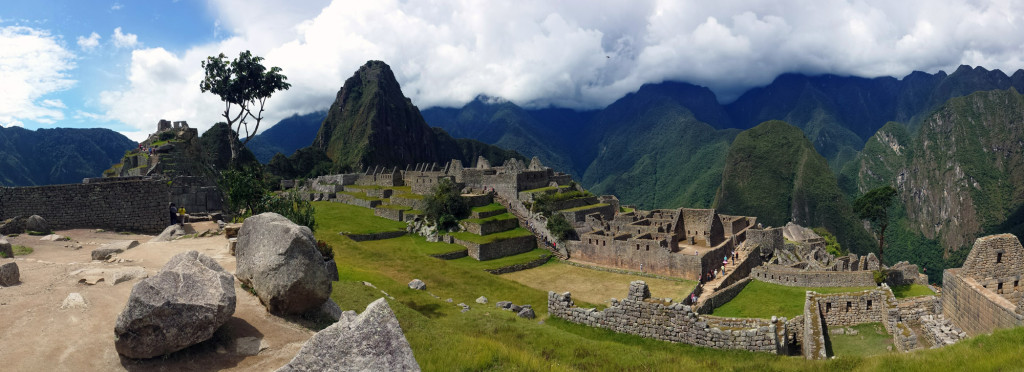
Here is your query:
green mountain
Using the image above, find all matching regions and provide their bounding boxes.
[313,60,521,171]
[714,120,875,254]
[843,89,1024,280]
[0,126,136,186]
[246,111,326,163]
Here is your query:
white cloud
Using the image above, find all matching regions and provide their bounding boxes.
[111,3,122,11]
[100,0,1024,137]
[112,27,138,48]
[0,26,75,128]
[77,32,101,51]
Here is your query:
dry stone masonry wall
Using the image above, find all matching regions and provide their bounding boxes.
[0,179,170,233]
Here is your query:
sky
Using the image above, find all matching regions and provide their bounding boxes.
[2,0,1024,141]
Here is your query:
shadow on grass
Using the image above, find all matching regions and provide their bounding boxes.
[403,299,446,319]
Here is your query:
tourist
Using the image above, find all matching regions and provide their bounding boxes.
[168,202,178,225]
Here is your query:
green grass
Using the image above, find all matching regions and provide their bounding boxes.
[504,261,696,307]
[520,185,569,194]
[339,191,382,201]
[13,245,33,255]
[559,203,609,213]
[710,280,875,319]
[313,201,407,235]
[343,184,384,190]
[891,284,935,298]
[448,249,551,270]
[312,201,1024,370]
[461,213,516,225]
[361,234,466,256]
[450,227,534,244]
[393,192,425,200]
[471,203,507,214]
[828,323,894,358]
[619,206,635,213]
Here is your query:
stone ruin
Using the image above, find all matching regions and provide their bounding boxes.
[943,233,1024,337]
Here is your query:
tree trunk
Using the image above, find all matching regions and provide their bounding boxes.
[877,224,887,265]
[228,131,239,165]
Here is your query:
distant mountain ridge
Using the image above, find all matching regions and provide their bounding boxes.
[246,111,326,163]
[0,126,136,186]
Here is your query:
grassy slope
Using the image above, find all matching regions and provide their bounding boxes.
[317,201,1024,370]
[710,280,874,319]
[503,261,696,306]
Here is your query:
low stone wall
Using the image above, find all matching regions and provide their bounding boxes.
[463,193,493,208]
[802,292,828,360]
[549,196,598,211]
[430,249,468,260]
[559,203,616,224]
[751,265,877,287]
[471,208,507,219]
[463,217,518,236]
[549,281,785,354]
[710,245,762,292]
[813,290,886,326]
[695,278,751,314]
[455,235,536,261]
[485,254,552,274]
[942,268,1024,336]
[335,193,382,208]
[344,231,407,242]
[168,176,223,214]
[897,296,941,323]
[0,179,170,234]
[390,195,425,210]
[374,207,404,221]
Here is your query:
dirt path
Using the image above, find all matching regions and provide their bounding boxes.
[0,224,316,371]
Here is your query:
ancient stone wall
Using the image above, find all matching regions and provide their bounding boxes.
[389,195,425,210]
[549,282,785,354]
[559,204,616,224]
[896,295,941,323]
[942,268,1024,336]
[344,231,407,242]
[695,278,751,314]
[374,207,404,221]
[751,265,877,287]
[456,235,536,261]
[566,238,710,280]
[0,179,170,233]
[802,292,827,360]
[335,194,382,209]
[746,227,783,258]
[463,217,519,236]
[168,176,222,214]
[813,290,886,326]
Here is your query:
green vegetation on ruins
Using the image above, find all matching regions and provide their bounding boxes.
[460,212,516,225]
[560,203,609,213]
[828,323,894,358]
[449,227,533,244]
[710,280,874,319]
[471,203,506,214]
[890,284,935,298]
[314,199,1024,370]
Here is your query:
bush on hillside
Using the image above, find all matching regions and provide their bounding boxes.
[423,178,469,231]
[813,227,846,257]
[547,213,575,243]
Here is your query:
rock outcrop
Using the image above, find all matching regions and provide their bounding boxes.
[0,260,19,286]
[408,279,426,290]
[235,213,330,315]
[114,250,236,359]
[25,215,49,233]
[277,298,420,371]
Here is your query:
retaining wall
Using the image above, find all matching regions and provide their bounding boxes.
[463,217,518,236]
[695,278,751,314]
[374,207,404,221]
[456,234,536,261]
[751,265,877,287]
[485,254,551,274]
[0,179,170,234]
[344,231,407,242]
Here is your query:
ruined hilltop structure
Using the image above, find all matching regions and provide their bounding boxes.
[0,120,227,234]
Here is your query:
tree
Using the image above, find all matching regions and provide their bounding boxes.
[853,186,898,264]
[423,178,469,231]
[546,213,575,242]
[200,50,291,162]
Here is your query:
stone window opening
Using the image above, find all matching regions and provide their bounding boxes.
[846,301,851,312]
[825,302,832,313]
[997,252,1003,263]
[998,282,1004,294]
[602,240,606,247]
[866,300,872,310]
[1015,280,1019,289]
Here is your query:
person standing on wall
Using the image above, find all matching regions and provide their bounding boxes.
[169,202,178,226]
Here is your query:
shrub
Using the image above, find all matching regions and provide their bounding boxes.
[221,167,316,232]
[316,240,335,260]
[423,178,469,231]
[547,213,575,242]
[813,227,847,257]
[873,269,887,285]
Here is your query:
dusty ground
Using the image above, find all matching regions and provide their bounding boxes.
[502,261,697,306]
[0,223,317,371]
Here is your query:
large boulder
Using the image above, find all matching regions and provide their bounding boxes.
[0,237,12,259]
[91,248,123,261]
[408,279,426,290]
[114,250,236,359]
[277,298,420,371]
[150,224,192,242]
[0,260,19,286]
[235,213,330,315]
[25,215,49,233]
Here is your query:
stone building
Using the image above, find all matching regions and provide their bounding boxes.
[943,234,1024,336]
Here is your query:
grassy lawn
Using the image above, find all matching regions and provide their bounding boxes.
[450,227,533,244]
[13,245,33,255]
[503,261,696,307]
[377,204,411,211]
[471,203,507,214]
[520,185,569,194]
[711,280,875,319]
[891,284,934,298]
[313,201,407,235]
[829,323,894,358]
[361,234,466,256]
[560,203,609,213]
[620,206,635,213]
[449,249,551,270]
[338,191,382,201]
[462,213,516,225]
[393,192,424,200]
[312,202,1024,370]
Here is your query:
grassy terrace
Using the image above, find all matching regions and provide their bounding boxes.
[338,191,382,201]
[449,227,534,244]
[560,203,609,213]
[829,323,894,358]
[393,192,424,200]
[449,249,551,271]
[361,234,466,256]
[710,280,874,319]
[314,201,407,234]
[891,284,935,298]
[313,201,1024,370]
[376,204,411,211]
[461,213,516,225]
[521,185,570,194]
[471,203,507,214]
[504,261,696,307]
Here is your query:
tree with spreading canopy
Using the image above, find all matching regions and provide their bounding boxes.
[853,185,898,264]
[200,50,291,163]
[423,178,470,231]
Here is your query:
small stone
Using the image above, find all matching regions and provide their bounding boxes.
[476,296,488,304]
[79,276,104,285]
[408,279,426,290]
[60,293,87,310]
[91,248,123,261]
[446,298,453,303]
[0,260,19,286]
[517,307,536,319]
[496,301,512,309]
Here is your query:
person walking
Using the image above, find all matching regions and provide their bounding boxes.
[169,202,178,226]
